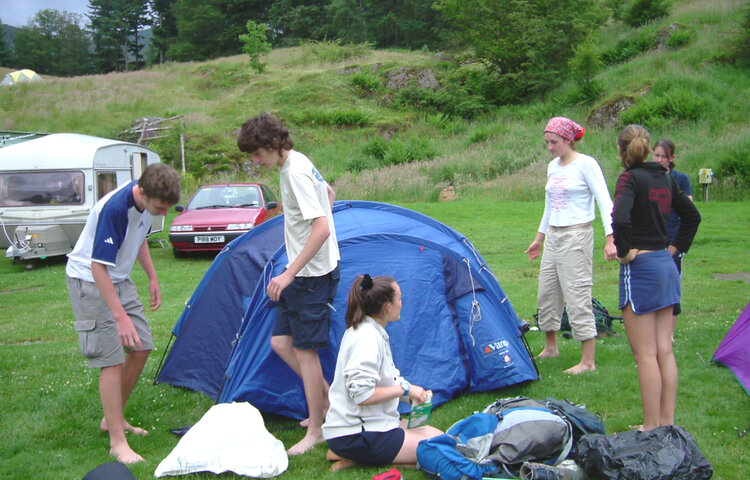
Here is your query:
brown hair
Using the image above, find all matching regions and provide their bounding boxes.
[654,138,676,170]
[345,274,397,329]
[617,124,651,169]
[139,163,181,205]
[237,112,294,155]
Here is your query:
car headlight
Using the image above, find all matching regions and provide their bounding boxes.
[170,224,194,232]
[227,222,254,230]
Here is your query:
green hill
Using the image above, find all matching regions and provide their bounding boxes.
[0,0,747,202]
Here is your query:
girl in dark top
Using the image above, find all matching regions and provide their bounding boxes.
[653,139,694,318]
[612,125,701,431]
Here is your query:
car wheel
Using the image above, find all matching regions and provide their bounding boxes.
[173,248,187,259]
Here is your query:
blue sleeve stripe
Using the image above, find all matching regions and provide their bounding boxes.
[91,185,132,264]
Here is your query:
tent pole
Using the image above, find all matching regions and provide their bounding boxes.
[152,333,175,385]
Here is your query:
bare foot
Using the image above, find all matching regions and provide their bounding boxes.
[330,459,357,471]
[537,348,559,359]
[563,363,596,374]
[110,444,144,464]
[287,433,324,456]
[299,418,309,428]
[101,417,149,435]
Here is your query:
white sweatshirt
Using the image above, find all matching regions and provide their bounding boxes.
[538,153,614,236]
[322,316,407,439]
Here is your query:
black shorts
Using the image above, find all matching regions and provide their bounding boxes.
[327,428,406,465]
[273,265,340,350]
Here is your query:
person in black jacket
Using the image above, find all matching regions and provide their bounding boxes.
[612,124,701,431]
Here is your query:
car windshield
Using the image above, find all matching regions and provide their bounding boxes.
[188,185,262,210]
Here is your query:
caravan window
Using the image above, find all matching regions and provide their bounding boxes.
[97,172,117,199]
[0,171,85,207]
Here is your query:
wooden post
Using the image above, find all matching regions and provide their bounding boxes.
[180,133,186,174]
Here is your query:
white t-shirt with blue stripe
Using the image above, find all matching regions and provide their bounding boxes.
[66,180,153,283]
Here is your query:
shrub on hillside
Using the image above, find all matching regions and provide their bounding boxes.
[568,40,604,104]
[623,0,671,27]
[302,39,374,63]
[291,107,370,126]
[715,137,750,188]
[621,85,705,128]
[350,71,382,97]
[734,0,750,67]
[396,84,485,119]
[360,135,438,167]
[602,29,658,64]
[239,21,272,74]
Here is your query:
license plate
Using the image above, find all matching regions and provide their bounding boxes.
[194,235,225,244]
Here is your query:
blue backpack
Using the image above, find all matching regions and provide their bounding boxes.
[417,398,576,480]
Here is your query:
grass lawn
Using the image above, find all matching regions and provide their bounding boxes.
[0,199,748,480]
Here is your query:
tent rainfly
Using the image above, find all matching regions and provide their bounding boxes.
[713,301,750,395]
[0,69,44,87]
[156,201,539,419]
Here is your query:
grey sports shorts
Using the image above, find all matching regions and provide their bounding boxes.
[67,276,153,368]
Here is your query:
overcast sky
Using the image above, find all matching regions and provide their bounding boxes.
[2,0,92,27]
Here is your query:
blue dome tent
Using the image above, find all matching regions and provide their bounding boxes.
[156,201,538,416]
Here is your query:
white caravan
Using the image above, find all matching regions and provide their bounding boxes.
[0,132,164,262]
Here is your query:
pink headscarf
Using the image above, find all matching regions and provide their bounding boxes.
[545,117,586,142]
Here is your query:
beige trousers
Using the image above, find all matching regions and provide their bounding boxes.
[537,225,597,341]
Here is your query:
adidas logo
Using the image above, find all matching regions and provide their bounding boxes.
[104,237,114,245]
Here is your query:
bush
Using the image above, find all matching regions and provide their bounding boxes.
[621,86,706,128]
[360,135,438,168]
[602,29,658,64]
[350,71,382,97]
[568,39,604,104]
[291,108,370,126]
[396,84,485,119]
[623,0,671,27]
[666,27,694,48]
[302,39,374,63]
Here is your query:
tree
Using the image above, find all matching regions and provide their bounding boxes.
[168,0,226,61]
[327,0,449,49]
[12,9,91,76]
[89,0,150,72]
[0,21,12,67]
[149,0,178,63]
[269,0,331,45]
[240,20,272,72]
[436,0,610,103]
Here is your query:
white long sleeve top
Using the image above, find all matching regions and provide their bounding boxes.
[322,316,406,439]
[537,153,614,236]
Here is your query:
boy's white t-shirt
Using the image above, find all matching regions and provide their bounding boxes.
[279,150,340,277]
[537,153,614,236]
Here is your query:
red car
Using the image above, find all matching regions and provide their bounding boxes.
[169,183,279,257]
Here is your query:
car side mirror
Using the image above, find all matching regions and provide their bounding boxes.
[265,201,278,210]
[175,205,185,212]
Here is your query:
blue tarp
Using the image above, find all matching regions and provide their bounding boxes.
[156,201,538,414]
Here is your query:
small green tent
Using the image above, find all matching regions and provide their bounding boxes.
[0,69,44,87]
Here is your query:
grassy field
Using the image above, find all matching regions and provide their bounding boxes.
[1,198,748,480]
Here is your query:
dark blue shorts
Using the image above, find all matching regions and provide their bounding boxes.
[620,250,680,315]
[273,265,340,350]
[327,428,406,465]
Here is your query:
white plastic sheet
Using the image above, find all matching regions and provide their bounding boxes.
[155,402,288,477]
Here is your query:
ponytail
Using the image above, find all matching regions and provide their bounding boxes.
[617,124,651,168]
[345,274,397,328]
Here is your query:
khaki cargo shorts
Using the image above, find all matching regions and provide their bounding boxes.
[67,276,153,368]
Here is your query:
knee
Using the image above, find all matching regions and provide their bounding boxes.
[270,336,288,355]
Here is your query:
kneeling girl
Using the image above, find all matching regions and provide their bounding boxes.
[322,274,442,468]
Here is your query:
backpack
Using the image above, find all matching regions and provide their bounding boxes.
[418,397,575,480]
[534,298,621,337]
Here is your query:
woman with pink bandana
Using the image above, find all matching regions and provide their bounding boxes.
[525,117,618,374]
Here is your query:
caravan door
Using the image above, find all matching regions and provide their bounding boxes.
[131,151,165,234]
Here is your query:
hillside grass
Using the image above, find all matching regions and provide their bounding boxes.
[0,0,748,203]
[0,199,748,480]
